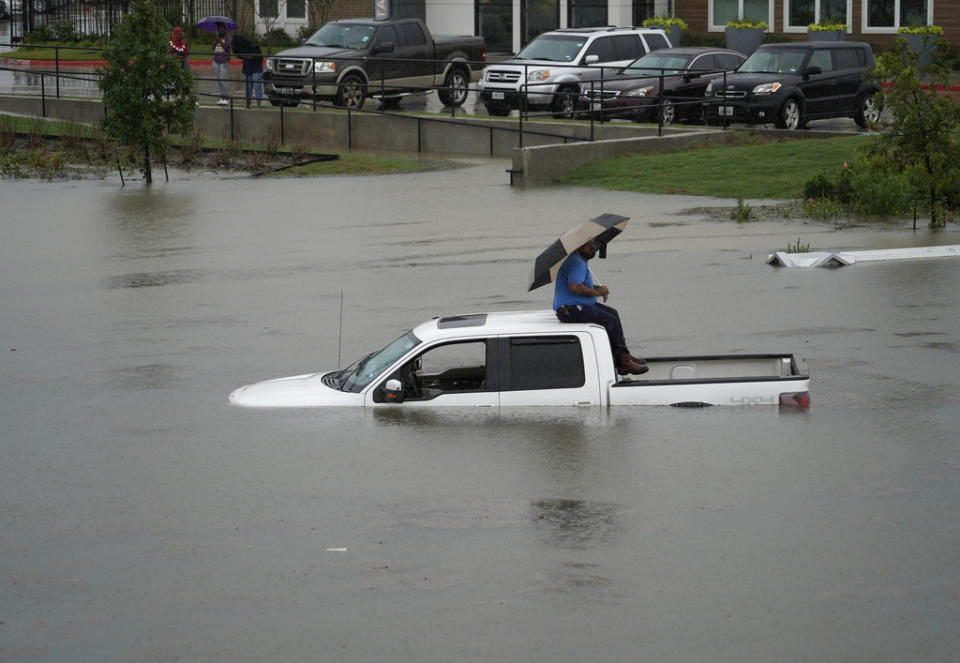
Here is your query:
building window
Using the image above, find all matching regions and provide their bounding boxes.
[633,0,655,25]
[477,0,513,53]
[709,0,773,30]
[259,0,278,19]
[287,0,306,19]
[569,0,607,28]
[522,0,559,47]
[863,0,930,31]
[784,0,849,31]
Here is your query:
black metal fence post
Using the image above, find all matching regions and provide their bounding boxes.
[55,47,60,99]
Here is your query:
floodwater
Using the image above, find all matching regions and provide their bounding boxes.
[1,161,959,663]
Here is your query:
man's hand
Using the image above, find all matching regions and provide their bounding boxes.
[595,285,610,302]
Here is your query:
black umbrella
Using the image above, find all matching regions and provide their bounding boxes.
[527,213,630,291]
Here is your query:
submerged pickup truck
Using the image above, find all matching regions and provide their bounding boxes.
[263,17,485,109]
[229,310,810,408]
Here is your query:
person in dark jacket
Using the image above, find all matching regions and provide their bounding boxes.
[233,35,264,107]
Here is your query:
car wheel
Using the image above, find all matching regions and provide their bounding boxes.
[437,68,469,107]
[855,92,880,128]
[776,98,802,130]
[551,86,579,119]
[658,98,676,126]
[484,102,511,117]
[335,74,366,109]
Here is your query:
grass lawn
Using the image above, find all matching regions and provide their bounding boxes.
[0,45,107,61]
[557,133,873,199]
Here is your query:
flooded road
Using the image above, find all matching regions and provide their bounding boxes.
[2,162,959,662]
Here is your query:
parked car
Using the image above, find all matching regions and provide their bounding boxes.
[581,47,746,125]
[263,17,485,109]
[702,41,881,130]
[477,26,671,118]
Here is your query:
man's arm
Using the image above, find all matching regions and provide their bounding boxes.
[568,282,609,302]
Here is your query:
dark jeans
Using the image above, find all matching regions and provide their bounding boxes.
[556,302,630,357]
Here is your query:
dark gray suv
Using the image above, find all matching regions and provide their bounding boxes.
[702,41,881,130]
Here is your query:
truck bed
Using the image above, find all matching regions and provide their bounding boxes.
[609,353,810,407]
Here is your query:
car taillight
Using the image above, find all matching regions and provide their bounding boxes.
[779,391,810,407]
[481,46,487,63]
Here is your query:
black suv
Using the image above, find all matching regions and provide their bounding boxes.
[703,41,881,130]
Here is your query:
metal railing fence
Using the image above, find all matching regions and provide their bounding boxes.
[1,44,729,149]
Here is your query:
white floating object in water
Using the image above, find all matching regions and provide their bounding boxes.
[767,245,960,267]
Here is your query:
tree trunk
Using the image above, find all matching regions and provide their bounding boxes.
[143,145,152,184]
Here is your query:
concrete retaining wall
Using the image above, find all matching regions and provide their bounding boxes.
[0,93,852,185]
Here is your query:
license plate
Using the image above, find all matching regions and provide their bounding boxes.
[281,87,295,95]
[719,105,735,116]
[591,102,602,111]
[492,91,504,100]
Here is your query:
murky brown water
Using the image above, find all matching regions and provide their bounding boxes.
[2,163,959,662]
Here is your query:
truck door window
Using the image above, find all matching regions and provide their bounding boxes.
[398,23,427,47]
[375,26,398,50]
[583,37,614,63]
[611,35,643,61]
[400,340,488,399]
[507,336,584,390]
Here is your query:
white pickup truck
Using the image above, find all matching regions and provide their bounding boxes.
[229,310,810,408]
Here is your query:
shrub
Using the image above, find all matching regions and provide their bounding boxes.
[263,28,297,48]
[24,25,55,45]
[51,20,81,43]
[641,16,689,31]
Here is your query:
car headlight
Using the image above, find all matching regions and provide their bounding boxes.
[623,86,655,98]
[752,82,782,95]
[313,61,337,74]
[527,69,550,82]
[704,80,713,96]
[264,59,274,72]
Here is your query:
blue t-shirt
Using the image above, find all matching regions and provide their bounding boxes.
[553,252,596,309]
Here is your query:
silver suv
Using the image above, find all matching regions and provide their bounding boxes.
[477,26,672,118]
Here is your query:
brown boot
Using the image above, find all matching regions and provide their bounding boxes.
[617,354,649,375]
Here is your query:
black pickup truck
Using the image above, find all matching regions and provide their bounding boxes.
[263,17,485,109]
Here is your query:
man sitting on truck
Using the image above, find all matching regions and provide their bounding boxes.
[553,239,648,375]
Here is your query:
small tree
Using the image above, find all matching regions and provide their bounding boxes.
[98,0,196,183]
[863,37,960,227]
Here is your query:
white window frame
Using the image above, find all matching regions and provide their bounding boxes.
[782,0,853,33]
[707,0,775,32]
[860,0,935,34]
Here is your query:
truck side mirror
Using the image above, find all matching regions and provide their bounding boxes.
[803,65,822,78]
[584,54,599,65]
[374,41,395,54]
[383,378,405,403]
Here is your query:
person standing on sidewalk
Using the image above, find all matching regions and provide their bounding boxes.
[169,27,190,71]
[212,22,232,105]
[234,35,264,107]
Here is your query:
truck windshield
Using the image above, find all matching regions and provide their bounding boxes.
[515,35,587,62]
[338,331,421,393]
[304,23,377,49]
[738,49,808,74]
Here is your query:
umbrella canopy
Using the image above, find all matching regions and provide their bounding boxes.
[196,16,238,31]
[527,213,630,292]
